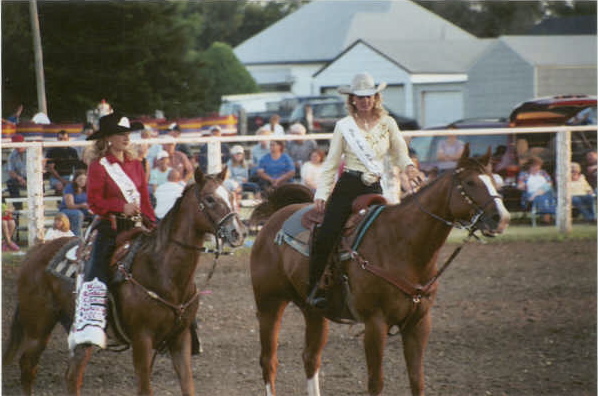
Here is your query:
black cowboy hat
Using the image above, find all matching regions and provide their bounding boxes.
[87,112,132,140]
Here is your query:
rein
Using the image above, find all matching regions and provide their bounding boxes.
[344,163,498,327]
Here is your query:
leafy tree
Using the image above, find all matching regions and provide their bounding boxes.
[415,1,596,38]
[197,42,259,114]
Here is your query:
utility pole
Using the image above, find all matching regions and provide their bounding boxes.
[29,0,48,115]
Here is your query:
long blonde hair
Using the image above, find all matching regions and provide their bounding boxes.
[54,212,71,232]
[346,92,388,119]
[84,137,138,165]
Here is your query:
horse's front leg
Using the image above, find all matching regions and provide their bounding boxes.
[65,344,93,396]
[131,334,155,395]
[363,313,389,396]
[401,311,431,396]
[301,309,329,396]
[256,299,289,396]
[169,327,195,396]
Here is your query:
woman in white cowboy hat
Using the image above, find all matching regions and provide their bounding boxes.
[69,112,156,350]
[307,72,418,308]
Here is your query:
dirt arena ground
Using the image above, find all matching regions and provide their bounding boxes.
[2,235,596,395]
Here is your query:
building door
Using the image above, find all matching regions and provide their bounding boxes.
[421,90,463,128]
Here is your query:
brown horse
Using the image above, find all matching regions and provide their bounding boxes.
[250,146,510,396]
[3,167,247,396]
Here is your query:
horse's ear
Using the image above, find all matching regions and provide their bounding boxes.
[461,143,470,159]
[456,143,471,167]
[217,165,228,182]
[480,146,492,166]
[194,166,205,186]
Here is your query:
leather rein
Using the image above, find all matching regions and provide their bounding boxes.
[346,165,498,305]
[118,181,239,353]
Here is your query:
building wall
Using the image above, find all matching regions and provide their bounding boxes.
[466,42,534,119]
[313,43,413,116]
[536,66,598,97]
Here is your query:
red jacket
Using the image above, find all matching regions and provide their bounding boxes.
[87,153,156,222]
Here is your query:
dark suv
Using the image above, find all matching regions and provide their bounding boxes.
[509,94,597,172]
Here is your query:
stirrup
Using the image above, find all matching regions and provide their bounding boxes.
[306,286,328,310]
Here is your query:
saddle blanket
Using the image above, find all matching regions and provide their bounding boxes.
[46,238,81,282]
[274,204,386,259]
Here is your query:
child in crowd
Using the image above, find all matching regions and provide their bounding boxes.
[44,212,75,241]
[2,201,20,251]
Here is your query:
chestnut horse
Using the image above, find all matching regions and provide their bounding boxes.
[3,167,247,395]
[250,147,510,396]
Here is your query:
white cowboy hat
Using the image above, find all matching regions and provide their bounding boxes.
[338,72,387,96]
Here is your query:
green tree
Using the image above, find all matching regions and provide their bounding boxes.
[197,41,259,114]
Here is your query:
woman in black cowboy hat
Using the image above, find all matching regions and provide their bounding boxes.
[68,112,156,350]
[307,72,418,308]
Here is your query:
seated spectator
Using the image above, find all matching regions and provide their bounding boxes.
[44,213,75,241]
[59,170,92,237]
[154,169,185,220]
[436,134,465,170]
[149,150,172,192]
[161,135,194,182]
[286,123,318,178]
[301,148,326,192]
[263,114,285,136]
[2,201,19,252]
[584,150,597,191]
[197,125,230,174]
[256,140,295,195]
[225,145,261,200]
[517,156,556,224]
[570,162,596,222]
[45,130,83,195]
[6,134,27,210]
[168,123,193,160]
[250,127,273,181]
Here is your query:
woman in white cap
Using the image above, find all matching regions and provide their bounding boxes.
[307,72,418,308]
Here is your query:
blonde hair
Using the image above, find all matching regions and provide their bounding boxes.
[346,92,388,119]
[85,137,138,164]
[54,213,71,232]
[571,162,582,173]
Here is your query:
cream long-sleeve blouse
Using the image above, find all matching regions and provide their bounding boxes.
[314,115,414,202]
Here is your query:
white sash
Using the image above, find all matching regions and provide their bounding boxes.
[100,157,140,205]
[339,117,383,182]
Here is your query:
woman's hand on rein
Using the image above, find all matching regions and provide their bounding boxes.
[314,199,326,213]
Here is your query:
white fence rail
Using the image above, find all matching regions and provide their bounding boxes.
[2,125,596,246]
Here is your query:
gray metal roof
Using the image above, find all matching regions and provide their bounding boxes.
[234,0,475,65]
[500,35,597,66]
[362,38,496,73]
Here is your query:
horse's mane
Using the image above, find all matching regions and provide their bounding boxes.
[143,182,196,255]
[249,183,314,226]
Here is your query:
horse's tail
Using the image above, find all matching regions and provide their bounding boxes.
[3,304,24,366]
[248,183,314,228]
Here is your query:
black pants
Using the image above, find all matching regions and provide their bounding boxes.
[309,172,382,287]
[84,218,135,284]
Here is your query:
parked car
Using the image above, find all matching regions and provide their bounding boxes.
[509,94,597,173]
[288,96,420,133]
[409,117,522,211]
[410,117,513,173]
[278,95,341,128]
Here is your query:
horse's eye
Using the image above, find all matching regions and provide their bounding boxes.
[205,196,216,205]
[466,180,476,187]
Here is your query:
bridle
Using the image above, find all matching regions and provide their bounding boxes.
[171,181,241,256]
[414,162,502,234]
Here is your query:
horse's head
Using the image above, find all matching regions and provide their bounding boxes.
[188,166,247,247]
[448,144,510,236]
